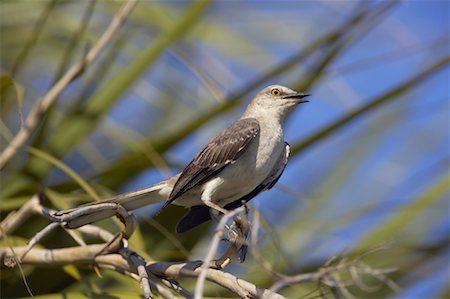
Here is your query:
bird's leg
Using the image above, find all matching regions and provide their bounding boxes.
[202,199,233,230]
[208,207,223,223]
[201,186,234,233]
[204,200,229,215]
[205,201,231,226]
[201,186,229,216]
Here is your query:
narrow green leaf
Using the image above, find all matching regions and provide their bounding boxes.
[0,196,30,211]
[44,188,74,210]
[356,175,449,251]
[26,147,100,201]
[62,265,82,282]
[0,75,25,126]
[0,236,29,247]
[8,0,58,76]
[26,293,89,299]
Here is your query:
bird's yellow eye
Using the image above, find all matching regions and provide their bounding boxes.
[271,88,281,96]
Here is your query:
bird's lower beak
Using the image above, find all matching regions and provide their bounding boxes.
[283,92,311,103]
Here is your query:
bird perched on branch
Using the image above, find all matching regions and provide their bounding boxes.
[55,85,310,233]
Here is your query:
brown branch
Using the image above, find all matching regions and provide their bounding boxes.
[1,246,285,299]
[0,194,41,239]
[2,206,281,298]
[0,0,138,169]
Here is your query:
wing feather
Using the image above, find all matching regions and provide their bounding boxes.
[176,143,291,233]
[164,118,260,208]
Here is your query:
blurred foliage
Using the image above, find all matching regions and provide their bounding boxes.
[1,1,449,298]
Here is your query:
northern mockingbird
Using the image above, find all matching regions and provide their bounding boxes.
[55,85,310,233]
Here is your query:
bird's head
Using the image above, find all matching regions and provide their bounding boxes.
[245,85,310,121]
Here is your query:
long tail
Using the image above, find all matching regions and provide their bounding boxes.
[53,180,170,228]
[102,180,169,210]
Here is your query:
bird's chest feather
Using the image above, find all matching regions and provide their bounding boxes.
[222,122,284,185]
[255,122,284,170]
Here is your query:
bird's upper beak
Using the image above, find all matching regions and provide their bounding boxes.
[282,92,311,103]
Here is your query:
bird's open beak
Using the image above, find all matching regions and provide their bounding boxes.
[283,92,311,103]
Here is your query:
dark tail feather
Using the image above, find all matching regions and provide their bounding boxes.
[176,198,254,233]
[176,205,212,233]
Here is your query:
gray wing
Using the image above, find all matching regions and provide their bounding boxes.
[163,118,260,209]
[176,142,290,233]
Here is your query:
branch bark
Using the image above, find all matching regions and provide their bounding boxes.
[0,194,41,239]
[1,246,286,299]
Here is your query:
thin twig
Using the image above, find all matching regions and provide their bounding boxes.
[250,208,284,278]
[64,229,87,246]
[0,194,41,239]
[269,248,399,298]
[0,0,138,169]
[20,222,60,261]
[159,279,193,298]
[123,249,154,299]
[77,224,115,242]
[194,206,245,299]
[0,227,35,298]
[101,263,175,299]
